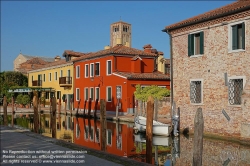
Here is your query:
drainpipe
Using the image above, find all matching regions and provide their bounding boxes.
[163,30,174,119]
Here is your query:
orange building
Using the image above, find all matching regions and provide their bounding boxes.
[67,44,170,115]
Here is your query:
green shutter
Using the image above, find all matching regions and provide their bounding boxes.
[200,31,204,54]
[242,22,245,49]
[232,25,237,50]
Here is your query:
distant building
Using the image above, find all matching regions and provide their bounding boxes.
[13,53,55,72]
[110,21,131,47]
[163,0,250,139]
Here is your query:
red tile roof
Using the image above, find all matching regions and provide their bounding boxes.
[73,44,158,62]
[29,59,71,71]
[163,1,250,31]
[113,71,170,80]
[21,57,48,65]
[63,50,87,57]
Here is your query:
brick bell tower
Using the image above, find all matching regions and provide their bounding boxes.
[110,20,132,47]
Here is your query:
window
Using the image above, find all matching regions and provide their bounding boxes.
[32,76,33,81]
[84,88,89,101]
[107,86,112,102]
[107,129,112,146]
[95,87,100,101]
[49,73,52,82]
[107,60,112,75]
[57,91,61,99]
[55,72,57,81]
[90,127,94,141]
[95,63,100,76]
[231,22,245,50]
[90,87,94,100]
[188,31,204,56]
[76,65,80,78]
[228,77,244,105]
[84,126,89,140]
[190,79,203,104]
[45,92,49,99]
[76,88,80,101]
[43,74,45,82]
[85,64,89,78]
[95,128,100,143]
[90,63,94,77]
[76,124,80,139]
[60,70,63,77]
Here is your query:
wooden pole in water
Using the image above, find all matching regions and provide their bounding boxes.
[100,99,107,152]
[146,96,154,164]
[11,97,14,127]
[88,98,92,118]
[65,98,67,115]
[51,97,57,138]
[193,107,204,166]
[3,96,8,126]
[83,100,87,117]
[33,92,39,133]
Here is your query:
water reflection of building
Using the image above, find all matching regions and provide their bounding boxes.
[73,117,171,165]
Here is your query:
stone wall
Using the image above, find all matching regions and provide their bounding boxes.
[169,12,250,138]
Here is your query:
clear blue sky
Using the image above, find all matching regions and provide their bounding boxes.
[1,1,233,72]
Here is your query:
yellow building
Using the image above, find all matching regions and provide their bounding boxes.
[28,57,74,110]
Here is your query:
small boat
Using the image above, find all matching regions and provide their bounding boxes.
[134,133,172,146]
[134,116,172,136]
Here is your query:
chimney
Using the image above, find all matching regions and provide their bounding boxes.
[54,55,61,61]
[143,44,152,53]
[116,38,122,45]
[104,46,111,50]
[125,42,130,47]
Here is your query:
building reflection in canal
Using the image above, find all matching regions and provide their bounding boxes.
[11,113,250,166]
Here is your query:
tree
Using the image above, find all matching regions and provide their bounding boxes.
[134,84,170,101]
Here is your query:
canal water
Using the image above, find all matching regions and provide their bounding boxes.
[2,113,250,166]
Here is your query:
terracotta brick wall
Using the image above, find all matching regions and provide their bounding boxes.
[170,13,250,138]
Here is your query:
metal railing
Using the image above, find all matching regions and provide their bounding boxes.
[59,76,72,85]
[32,80,42,86]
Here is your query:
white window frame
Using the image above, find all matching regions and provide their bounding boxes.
[95,62,100,76]
[55,72,58,81]
[90,87,94,100]
[95,87,100,101]
[190,79,203,105]
[106,86,112,102]
[106,60,112,75]
[85,64,89,78]
[49,73,52,82]
[90,63,94,77]
[106,129,112,146]
[84,87,89,101]
[76,88,80,101]
[76,65,80,78]
[228,76,246,106]
[228,20,246,53]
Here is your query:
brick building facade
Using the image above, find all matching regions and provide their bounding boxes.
[163,1,250,139]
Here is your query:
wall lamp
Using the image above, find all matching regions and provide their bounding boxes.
[90,76,103,86]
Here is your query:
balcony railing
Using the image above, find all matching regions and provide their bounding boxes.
[32,80,42,86]
[59,77,72,87]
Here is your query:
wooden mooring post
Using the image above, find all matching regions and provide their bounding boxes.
[33,92,39,133]
[11,97,14,127]
[146,96,154,164]
[76,99,81,115]
[51,97,57,138]
[65,99,67,115]
[83,100,87,117]
[193,107,204,166]
[100,99,107,152]
[94,99,98,119]
[3,96,8,126]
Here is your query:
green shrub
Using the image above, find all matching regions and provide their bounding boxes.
[16,94,23,104]
[22,95,30,105]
